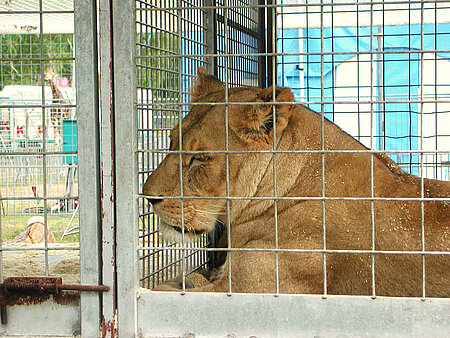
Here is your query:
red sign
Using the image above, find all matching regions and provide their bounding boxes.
[16,125,24,135]
[0,120,9,131]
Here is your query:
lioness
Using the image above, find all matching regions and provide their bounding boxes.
[143,68,449,297]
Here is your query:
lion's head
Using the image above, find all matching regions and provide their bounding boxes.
[143,68,295,242]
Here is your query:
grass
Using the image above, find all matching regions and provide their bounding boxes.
[1,214,79,244]
[0,174,77,202]
[1,176,79,244]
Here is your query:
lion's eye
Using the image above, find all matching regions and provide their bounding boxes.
[188,155,211,168]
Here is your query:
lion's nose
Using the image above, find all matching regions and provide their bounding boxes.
[143,180,163,205]
[146,197,163,205]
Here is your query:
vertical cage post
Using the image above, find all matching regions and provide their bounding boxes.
[376,26,385,151]
[98,0,116,334]
[74,0,102,336]
[258,0,267,88]
[205,0,217,75]
[113,0,139,336]
[270,0,279,296]
[266,0,276,87]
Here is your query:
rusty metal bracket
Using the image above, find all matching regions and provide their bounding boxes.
[0,277,109,325]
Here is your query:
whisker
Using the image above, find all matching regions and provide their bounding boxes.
[193,207,226,216]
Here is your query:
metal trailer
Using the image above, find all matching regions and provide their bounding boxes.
[125,1,450,337]
[0,0,449,337]
[0,0,101,336]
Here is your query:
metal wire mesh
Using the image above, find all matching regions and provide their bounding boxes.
[0,0,79,284]
[138,0,450,297]
[215,0,260,87]
[136,0,208,289]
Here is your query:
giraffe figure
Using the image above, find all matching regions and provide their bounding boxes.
[44,68,71,145]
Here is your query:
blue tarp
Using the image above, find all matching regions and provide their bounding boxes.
[278,24,450,174]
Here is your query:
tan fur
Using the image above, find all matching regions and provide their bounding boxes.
[143,68,450,297]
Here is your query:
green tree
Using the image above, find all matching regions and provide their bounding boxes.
[137,31,179,100]
[0,34,74,91]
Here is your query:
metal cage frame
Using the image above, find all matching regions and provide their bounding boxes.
[0,0,102,336]
[2,0,448,336]
[113,0,450,337]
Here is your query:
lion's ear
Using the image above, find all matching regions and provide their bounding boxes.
[191,67,224,102]
[235,86,294,142]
